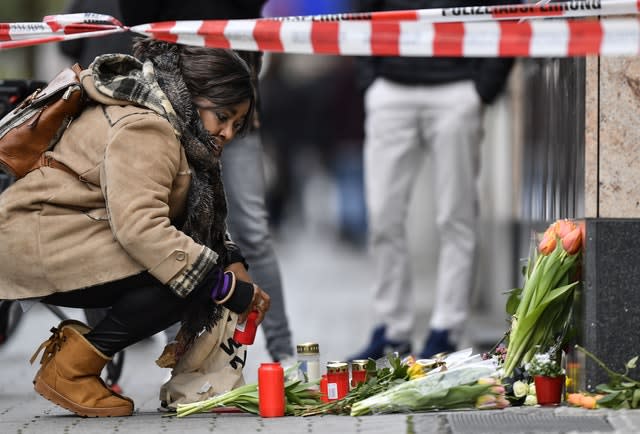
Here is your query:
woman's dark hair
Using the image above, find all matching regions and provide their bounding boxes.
[133,39,256,135]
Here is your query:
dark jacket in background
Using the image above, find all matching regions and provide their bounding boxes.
[118,0,265,25]
[59,0,134,67]
[118,0,266,69]
[357,0,514,104]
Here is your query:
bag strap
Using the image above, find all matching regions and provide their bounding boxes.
[30,63,84,178]
[38,153,78,178]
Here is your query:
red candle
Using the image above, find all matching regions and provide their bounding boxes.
[320,375,329,402]
[258,363,285,417]
[233,310,258,345]
[351,359,368,387]
[326,362,349,401]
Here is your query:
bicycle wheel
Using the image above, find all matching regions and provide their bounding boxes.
[0,300,23,346]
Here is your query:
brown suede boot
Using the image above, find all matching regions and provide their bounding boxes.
[30,320,134,417]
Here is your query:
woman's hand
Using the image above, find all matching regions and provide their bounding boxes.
[225,262,271,325]
[245,284,270,325]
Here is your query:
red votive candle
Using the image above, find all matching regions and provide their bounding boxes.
[320,375,329,402]
[326,362,349,401]
[258,363,285,417]
[351,359,368,387]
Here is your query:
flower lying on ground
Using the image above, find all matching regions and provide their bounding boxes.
[567,392,603,409]
[576,345,640,410]
[350,363,504,416]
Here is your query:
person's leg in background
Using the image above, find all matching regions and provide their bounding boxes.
[222,131,294,361]
[418,81,484,358]
[350,78,424,360]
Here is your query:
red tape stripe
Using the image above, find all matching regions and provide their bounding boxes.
[149,21,178,43]
[433,22,464,56]
[371,21,400,55]
[254,20,283,52]
[0,24,10,41]
[371,10,419,21]
[568,19,603,55]
[0,36,64,49]
[62,24,117,34]
[499,21,531,57]
[311,21,339,54]
[199,20,230,48]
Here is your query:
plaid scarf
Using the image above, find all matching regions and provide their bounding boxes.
[91,49,227,334]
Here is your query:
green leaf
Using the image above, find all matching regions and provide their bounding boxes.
[596,385,622,394]
[632,389,640,408]
[234,401,260,415]
[506,288,523,315]
[503,282,576,375]
[285,388,304,406]
[616,400,631,410]
[626,356,638,370]
[595,391,620,404]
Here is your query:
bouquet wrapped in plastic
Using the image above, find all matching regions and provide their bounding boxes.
[351,355,504,415]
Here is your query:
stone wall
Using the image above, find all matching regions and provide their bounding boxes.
[582,56,640,389]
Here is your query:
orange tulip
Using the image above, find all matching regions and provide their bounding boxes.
[554,219,576,238]
[562,227,582,254]
[538,230,557,255]
[581,396,597,409]
[567,393,584,406]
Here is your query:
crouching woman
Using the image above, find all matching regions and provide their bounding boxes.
[0,39,270,417]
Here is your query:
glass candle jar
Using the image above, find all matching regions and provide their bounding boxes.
[296,342,321,383]
[351,359,368,388]
[326,361,349,401]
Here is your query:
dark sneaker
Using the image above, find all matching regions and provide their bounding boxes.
[349,325,412,361]
[419,329,456,359]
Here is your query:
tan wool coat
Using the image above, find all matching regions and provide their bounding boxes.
[0,73,217,300]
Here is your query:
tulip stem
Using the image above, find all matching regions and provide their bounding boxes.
[575,345,637,385]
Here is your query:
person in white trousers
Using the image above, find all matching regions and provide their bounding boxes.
[350,0,513,361]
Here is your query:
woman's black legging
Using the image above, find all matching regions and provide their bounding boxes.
[42,273,188,357]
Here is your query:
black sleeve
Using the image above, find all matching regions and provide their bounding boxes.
[474,58,515,105]
[118,0,166,26]
[225,244,249,270]
[236,0,268,14]
[224,232,249,270]
[355,0,385,92]
[471,0,515,104]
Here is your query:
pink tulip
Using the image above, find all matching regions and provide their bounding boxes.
[562,227,582,254]
[495,397,511,409]
[475,394,497,409]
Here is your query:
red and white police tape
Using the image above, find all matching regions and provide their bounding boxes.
[1,1,639,57]
[0,13,124,50]
[131,17,640,57]
[265,0,638,22]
